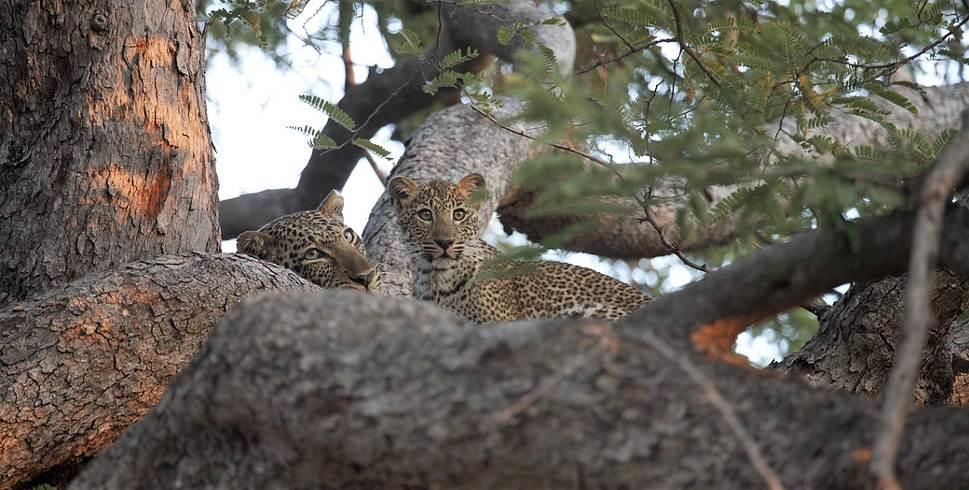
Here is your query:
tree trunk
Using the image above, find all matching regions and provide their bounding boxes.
[0,0,218,305]
[0,254,317,489]
[71,200,969,489]
[776,196,969,405]
[777,271,969,404]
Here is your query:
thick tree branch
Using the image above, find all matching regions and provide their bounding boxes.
[73,208,969,488]
[0,254,317,489]
[218,0,576,239]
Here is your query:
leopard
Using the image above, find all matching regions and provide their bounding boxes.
[388,172,651,323]
[236,190,381,293]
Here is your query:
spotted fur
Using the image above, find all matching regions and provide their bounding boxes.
[388,173,651,323]
[237,191,380,293]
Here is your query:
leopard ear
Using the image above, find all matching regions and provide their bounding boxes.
[388,176,418,206]
[457,173,486,209]
[237,230,274,258]
[318,190,345,220]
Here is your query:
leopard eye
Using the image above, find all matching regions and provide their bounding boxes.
[452,208,467,221]
[343,229,355,242]
[304,248,327,260]
[417,209,433,221]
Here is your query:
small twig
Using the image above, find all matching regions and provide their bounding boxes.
[871,110,969,487]
[638,329,785,490]
[638,196,709,273]
[469,104,612,168]
[575,38,679,76]
[595,0,635,51]
[800,299,830,318]
[338,0,357,90]
[665,0,722,89]
[493,323,617,424]
[363,151,388,187]
[816,15,969,75]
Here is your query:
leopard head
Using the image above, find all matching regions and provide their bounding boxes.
[236,191,379,292]
[388,173,486,267]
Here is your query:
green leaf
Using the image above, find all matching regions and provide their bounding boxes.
[312,133,338,149]
[352,138,392,159]
[497,25,516,46]
[865,84,918,115]
[438,47,479,70]
[538,44,559,75]
[394,29,423,56]
[298,95,356,130]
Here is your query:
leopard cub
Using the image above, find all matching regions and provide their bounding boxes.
[237,191,380,293]
[388,173,650,322]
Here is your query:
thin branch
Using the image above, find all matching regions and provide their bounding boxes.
[595,0,634,51]
[469,104,612,168]
[871,110,969,488]
[473,102,707,273]
[493,322,616,424]
[363,151,388,187]
[339,0,356,90]
[638,328,785,490]
[799,299,831,317]
[575,38,678,76]
[817,15,969,74]
[665,0,722,89]
[638,189,709,273]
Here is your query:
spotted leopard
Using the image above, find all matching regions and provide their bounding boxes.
[237,191,380,293]
[388,173,651,322]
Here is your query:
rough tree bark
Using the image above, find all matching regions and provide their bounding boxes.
[72,207,969,489]
[219,0,575,239]
[777,271,969,405]
[776,195,969,406]
[0,0,219,305]
[0,254,317,489]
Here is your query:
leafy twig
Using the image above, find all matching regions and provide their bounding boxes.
[468,104,612,168]
[638,189,709,273]
[665,0,722,89]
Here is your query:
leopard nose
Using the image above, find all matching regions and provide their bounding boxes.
[435,239,454,251]
[351,270,375,287]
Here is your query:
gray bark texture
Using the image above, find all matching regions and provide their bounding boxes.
[777,272,969,405]
[777,196,969,405]
[218,0,575,239]
[72,206,969,489]
[0,0,219,305]
[0,254,317,489]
